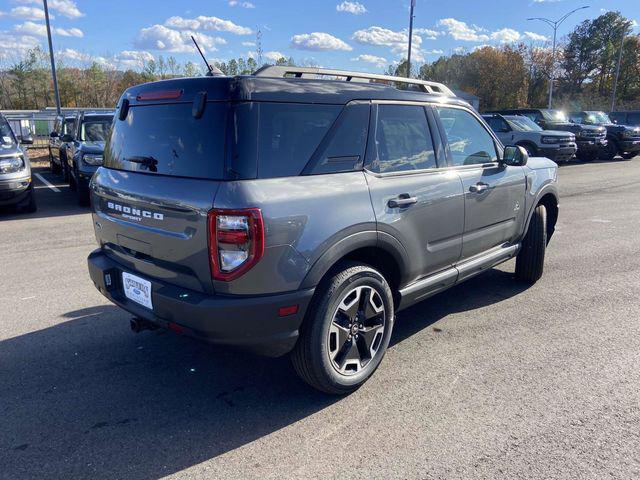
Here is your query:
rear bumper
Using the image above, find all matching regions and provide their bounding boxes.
[539,144,577,162]
[87,249,313,357]
[0,177,31,206]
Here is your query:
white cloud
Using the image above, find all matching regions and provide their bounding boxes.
[13,21,82,38]
[414,28,441,40]
[229,0,255,8]
[58,48,155,69]
[164,15,252,35]
[490,28,521,43]
[352,26,424,61]
[18,0,84,19]
[472,44,492,52]
[524,31,549,42]
[242,41,256,47]
[59,47,90,62]
[437,18,489,42]
[264,50,285,61]
[135,24,225,53]
[116,50,155,69]
[291,32,352,51]
[351,54,387,67]
[10,6,47,20]
[424,49,444,55]
[56,27,83,37]
[336,1,367,15]
[0,31,40,59]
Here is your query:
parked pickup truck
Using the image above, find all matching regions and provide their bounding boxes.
[87,67,559,394]
[489,108,606,161]
[568,111,640,160]
[483,113,577,162]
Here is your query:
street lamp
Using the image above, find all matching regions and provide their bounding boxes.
[406,0,416,78]
[528,5,589,109]
[43,0,61,115]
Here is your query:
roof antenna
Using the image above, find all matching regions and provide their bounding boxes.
[191,35,223,76]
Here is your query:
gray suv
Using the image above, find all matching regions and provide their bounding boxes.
[87,67,559,394]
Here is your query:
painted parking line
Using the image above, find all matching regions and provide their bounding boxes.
[34,173,61,193]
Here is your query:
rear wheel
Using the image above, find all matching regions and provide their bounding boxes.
[599,140,618,161]
[622,152,637,160]
[515,204,546,284]
[49,149,60,174]
[68,164,77,191]
[291,263,394,395]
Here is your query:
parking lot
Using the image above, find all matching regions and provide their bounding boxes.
[1,157,639,479]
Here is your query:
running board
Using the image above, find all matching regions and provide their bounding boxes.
[397,243,519,311]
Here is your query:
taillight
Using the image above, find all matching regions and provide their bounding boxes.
[208,208,264,281]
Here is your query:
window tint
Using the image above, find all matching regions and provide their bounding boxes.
[436,107,497,166]
[568,113,583,124]
[104,102,228,180]
[609,112,626,124]
[369,104,436,173]
[64,118,75,135]
[308,103,369,175]
[258,103,340,178]
[628,113,640,126]
[485,116,509,133]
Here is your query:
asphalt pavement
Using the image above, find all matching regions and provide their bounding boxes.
[1,158,639,479]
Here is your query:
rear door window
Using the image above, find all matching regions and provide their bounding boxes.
[368,104,437,173]
[104,102,228,180]
[257,103,340,178]
[627,113,640,125]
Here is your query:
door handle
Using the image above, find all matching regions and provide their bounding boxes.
[388,194,418,208]
[469,182,490,193]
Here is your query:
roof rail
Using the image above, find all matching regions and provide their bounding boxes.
[253,66,455,96]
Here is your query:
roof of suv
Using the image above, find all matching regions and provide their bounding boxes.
[121,71,468,109]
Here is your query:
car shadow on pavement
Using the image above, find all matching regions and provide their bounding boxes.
[0,267,528,479]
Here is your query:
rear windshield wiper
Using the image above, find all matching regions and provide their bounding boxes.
[125,156,158,172]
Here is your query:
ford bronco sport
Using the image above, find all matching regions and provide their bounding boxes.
[568,110,640,160]
[0,114,36,213]
[87,67,559,394]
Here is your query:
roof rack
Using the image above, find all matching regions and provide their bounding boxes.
[253,66,455,96]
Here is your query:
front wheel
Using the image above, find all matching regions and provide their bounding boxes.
[515,204,547,284]
[291,263,395,395]
[599,140,618,161]
[621,152,637,160]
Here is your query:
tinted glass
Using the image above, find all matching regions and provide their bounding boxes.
[308,103,369,175]
[64,118,75,135]
[627,113,640,126]
[485,116,509,132]
[104,102,227,180]
[568,113,583,124]
[506,116,543,132]
[544,110,569,123]
[369,104,436,173]
[258,103,339,178]
[609,112,626,124]
[81,116,113,142]
[436,107,497,166]
[0,117,16,147]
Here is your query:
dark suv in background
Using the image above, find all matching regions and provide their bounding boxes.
[65,111,114,205]
[490,108,606,161]
[609,111,640,128]
[87,67,558,394]
[49,113,76,179]
[568,111,640,160]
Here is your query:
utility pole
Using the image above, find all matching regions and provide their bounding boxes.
[256,28,263,67]
[406,0,415,78]
[611,29,626,112]
[43,0,61,115]
[528,5,588,109]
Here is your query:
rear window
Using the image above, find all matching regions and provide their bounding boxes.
[81,116,113,142]
[104,102,227,180]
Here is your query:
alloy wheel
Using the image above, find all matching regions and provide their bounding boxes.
[327,285,386,376]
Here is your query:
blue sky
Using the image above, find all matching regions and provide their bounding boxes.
[0,0,639,72]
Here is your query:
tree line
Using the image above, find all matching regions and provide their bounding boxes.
[1,11,638,112]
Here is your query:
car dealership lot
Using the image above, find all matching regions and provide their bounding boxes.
[1,160,639,479]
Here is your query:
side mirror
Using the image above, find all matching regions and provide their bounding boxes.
[19,135,34,145]
[50,131,58,138]
[502,145,528,166]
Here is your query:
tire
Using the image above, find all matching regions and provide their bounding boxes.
[291,263,395,395]
[69,164,77,191]
[62,154,70,183]
[599,140,618,161]
[48,149,59,174]
[77,178,90,206]
[19,188,37,214]
[622,152,637,160]
[515,204,547,284]
[518,143,537,157]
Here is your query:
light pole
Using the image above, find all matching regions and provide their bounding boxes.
[43,0,61,114]
[406,0,416,78]
[528,5,589,109]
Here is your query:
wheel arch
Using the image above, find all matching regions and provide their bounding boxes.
[300,231,409,304]
[516,140,538,155]
[526,188,558,243]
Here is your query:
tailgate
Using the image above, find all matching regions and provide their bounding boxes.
[91,168,220,294]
